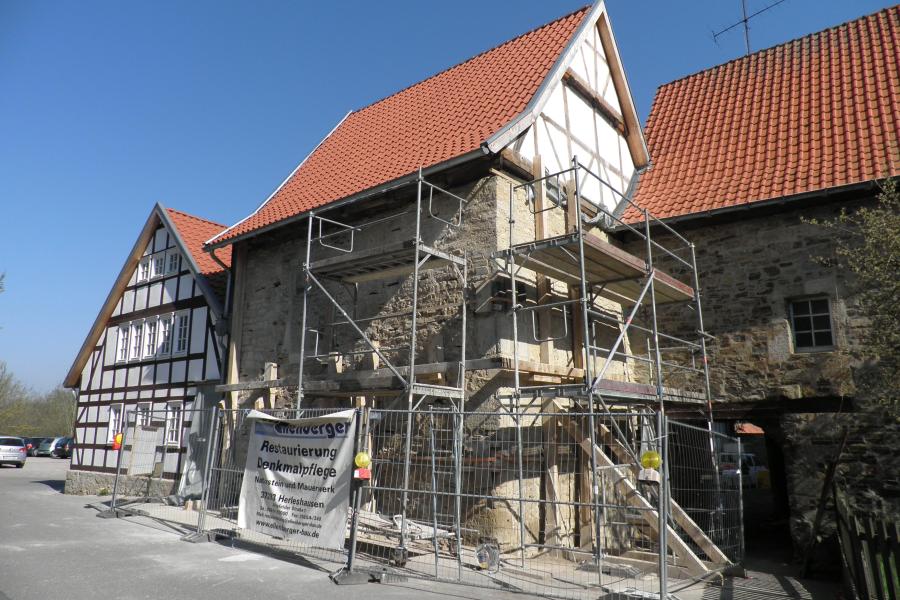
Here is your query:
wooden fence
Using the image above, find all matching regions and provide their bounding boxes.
[833,487,899,599]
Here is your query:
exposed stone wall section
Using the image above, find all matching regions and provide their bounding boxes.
[622,197,873,403]
[65,469,176,497]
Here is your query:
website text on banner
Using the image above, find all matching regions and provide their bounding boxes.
[237,409,357,548]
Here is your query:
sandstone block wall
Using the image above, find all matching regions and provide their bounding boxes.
[623,197,873,403]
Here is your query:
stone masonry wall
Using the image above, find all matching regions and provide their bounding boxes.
[622,197,873,403]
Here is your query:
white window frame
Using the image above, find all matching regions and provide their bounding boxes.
[129,321,144,361]
[116,325,130,363]
[143,318,158,358]
[166,250,180,275]
[164,401,183,446]
[151,253,166,279]
[108,403,123,443]
[136,402,152,428]
[158,314,174,356]
[173,311,190,356]
[138,257,150,283]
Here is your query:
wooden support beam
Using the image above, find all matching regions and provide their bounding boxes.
[542,399,564,555]
[596,18,648,168]
[595,423,731,565]
[226,243,248,411]
[562,68,626,136]
[532,155,553,364]
[563,418,710,577]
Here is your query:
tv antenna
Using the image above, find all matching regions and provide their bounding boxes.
[713,0,788,55]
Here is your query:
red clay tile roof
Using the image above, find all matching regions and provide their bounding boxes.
[166,208,232,276]
[631,5,900,222]
[210,6,590,246]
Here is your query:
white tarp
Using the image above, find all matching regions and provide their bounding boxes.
[237,409,356,549]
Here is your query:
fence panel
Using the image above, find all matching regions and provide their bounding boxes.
[99,399,741,599]
[107,406,212,532]
[834,487,900,599]
[196,407,352,567]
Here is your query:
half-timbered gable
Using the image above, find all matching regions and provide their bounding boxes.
[64,204,230,482]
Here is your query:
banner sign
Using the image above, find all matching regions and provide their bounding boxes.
[237,409,356,548]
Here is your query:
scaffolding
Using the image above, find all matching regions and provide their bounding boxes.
[491,156,731,591]
[286,157,740,598]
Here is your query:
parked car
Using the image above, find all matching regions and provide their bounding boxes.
[24,437,51,457]
[52,437,74,459]
[0,436,27,468]
[36,437,66,457]
[719,452,769,488]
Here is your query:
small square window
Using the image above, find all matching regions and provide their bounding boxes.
[789,297,834,351]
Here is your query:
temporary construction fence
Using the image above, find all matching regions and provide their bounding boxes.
[100,402,742,599]
[101,405,215,532]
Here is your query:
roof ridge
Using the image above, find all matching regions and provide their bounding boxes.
[659,4,898,90]
[165,206,228,230]
[349,5,590,114]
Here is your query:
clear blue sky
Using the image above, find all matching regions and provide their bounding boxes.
[0,0,892,392]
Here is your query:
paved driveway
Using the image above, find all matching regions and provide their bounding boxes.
[0,458,520,600]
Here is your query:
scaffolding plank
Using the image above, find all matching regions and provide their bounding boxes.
[505,233,693,304]
[309,240,464,283]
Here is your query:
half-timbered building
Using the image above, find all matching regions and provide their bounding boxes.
[63,204,231,493]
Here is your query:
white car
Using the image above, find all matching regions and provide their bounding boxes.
[0,436,27,468]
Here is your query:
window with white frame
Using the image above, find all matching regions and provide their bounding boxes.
[108,404,123,443]
[117,326,130,362]
[136,402,152,427]
[174,312,190,355]
[158,315,173,356]
[144,319,158,358]
[130,321,144,360]
[166,251,180,274]
[152,253,166,279]
[138,257,150,282]
[164,402,183,446]
[789,297,834,351]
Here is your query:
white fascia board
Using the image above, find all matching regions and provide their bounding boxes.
[156,204,224,320]
[204,110,353,249]
[64,206,161,388]
[483,0,608,154]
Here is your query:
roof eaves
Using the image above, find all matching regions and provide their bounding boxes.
[622,180,882,231]
[159,205,225,319]
[204,146,486,250]
[204,110,353,248]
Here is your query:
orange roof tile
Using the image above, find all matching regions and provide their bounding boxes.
[210,6,590,246]
[631,6,900,221]
[166,208,232,276]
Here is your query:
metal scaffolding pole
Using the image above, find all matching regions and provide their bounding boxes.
[398,168,425,558]
[571,157,603,582]
[296,213,314,411]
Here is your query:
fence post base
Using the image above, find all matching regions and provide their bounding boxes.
[96,508,125,519]
[330,566,408,585]
[330,567,373,585]
[180,531,216,543]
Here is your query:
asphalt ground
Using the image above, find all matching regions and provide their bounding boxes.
[0,458,523,600]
